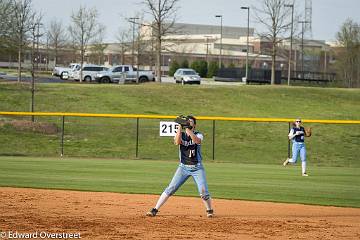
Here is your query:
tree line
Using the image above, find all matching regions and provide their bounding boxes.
[335,19,360,88]
[0,0,359,87]
[0,0,105,82]
[0,0,179,83]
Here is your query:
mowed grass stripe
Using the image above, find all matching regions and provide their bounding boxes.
[0,157,358,208]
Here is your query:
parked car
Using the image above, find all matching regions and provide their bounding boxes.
[72,65,108,82]
[52,63,80,79]
[174,68,201,84]
[95,65,155,83]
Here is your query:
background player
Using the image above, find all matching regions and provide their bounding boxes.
[283,118,310,176]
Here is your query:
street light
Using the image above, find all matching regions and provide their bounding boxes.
[284,4,294,86]
[241,6,250,83]
[129,17,140,66]
[215,15,223,68]
[204,35,212,64]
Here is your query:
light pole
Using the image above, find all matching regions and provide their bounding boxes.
[129,17,139,66]
[204,35,212,64]
[241,7,250,83]
[215,15,223,68]
[285,4,294,86]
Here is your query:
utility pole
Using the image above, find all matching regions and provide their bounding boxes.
[285,4,294,85]
[204,35,212,64]
[136,24,140,84]
[128,17,140,83]
[129,17,139,66]
[241,7,250,83]
[215,15,223,68]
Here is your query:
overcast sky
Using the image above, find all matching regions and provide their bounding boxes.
[32,0,360,43]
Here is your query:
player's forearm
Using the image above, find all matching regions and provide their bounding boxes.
[288,129,297,140]
[186,129,201,144]
[174,129,182,145]
[288,134,295,140]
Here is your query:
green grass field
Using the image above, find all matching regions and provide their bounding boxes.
[0,82,359,208]
[0,156,359,208]
[0,82,359,166]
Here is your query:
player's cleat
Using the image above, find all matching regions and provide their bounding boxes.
[206,209,214,218]
[283,158,290,166]
[302,173,309,177]
[146,208,158,217]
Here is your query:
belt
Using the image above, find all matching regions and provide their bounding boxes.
[180,163,201,168]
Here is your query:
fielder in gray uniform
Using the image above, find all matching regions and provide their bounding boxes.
[146,115,214,218]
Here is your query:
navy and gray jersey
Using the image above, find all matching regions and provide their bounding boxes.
[290,127,305,143]
[178,131,204,165]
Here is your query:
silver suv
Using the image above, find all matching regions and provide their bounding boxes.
[174,68,201,85]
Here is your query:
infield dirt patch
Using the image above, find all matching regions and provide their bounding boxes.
[0,187,359,239]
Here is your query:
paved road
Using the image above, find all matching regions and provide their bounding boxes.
[161,76,245,86]
[0,74,245,86]
[0,75,65,83]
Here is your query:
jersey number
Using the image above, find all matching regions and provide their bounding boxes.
[189,150,195,158]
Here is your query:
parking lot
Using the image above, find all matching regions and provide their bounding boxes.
[0,73,245,86]
[161,76,245,86]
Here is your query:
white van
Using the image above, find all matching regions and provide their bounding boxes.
[73,65,108,82]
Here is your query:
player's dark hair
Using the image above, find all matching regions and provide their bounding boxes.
[187,115,196,125]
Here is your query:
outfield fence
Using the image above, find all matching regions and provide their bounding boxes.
[0,111,359,167]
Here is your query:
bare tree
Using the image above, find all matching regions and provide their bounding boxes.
[254,0,292,84]
[29,13,42,121]
[142,0,179,82]
[89,26,107,65]
[336,19,360,88]
[0,0,16,57]
[115,28,131,65]
[11,0,35,82]
[47,19,67,67]
[68,6,102,82]
[0,1,12,40]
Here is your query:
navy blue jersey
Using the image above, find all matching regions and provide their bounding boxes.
[291,127,305,142]
[178,131,203,165]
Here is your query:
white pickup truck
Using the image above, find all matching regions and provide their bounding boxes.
[95,65,155,83]
[52,63,80,79]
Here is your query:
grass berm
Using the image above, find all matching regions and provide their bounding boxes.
[0,82,359,167]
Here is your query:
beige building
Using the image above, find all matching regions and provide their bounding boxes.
[101,23,275,71]
[1,22,332,76]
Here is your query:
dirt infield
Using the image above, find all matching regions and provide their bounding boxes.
[0,188,359,240]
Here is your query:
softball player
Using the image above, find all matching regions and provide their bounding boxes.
[146,115,214,217]
[283,118,309,176]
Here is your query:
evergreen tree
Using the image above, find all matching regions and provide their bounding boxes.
[228,62,236,68]
[207,61,219,78]
[190,60,200,72]
[198,60,208,77]
[168,60,179,76]
[181,59,189,68]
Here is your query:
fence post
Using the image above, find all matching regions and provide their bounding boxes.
[136,117,139,158]
[61,116,65,157]
[212,120,215,161]
[288,122,290,158]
